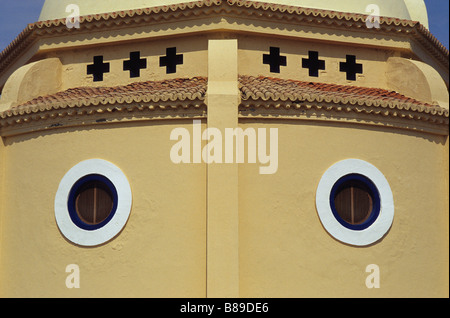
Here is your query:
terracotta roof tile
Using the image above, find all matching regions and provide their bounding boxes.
[239,75,446,112]
[10,77,207,111]
[4,75,447,117]
[1,75,448,130]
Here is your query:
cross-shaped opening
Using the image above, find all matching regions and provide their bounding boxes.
[87,56,110,82]
[160,47,183,74]
[263,47,287,73]
[123,51,147,78]
[302,51,325,77]
[339,55,363,81]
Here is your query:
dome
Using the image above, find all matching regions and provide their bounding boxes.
[38,0,429,28]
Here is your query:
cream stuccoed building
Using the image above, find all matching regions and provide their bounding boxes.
[0,0,448,297]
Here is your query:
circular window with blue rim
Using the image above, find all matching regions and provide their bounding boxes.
[315,159,394,246]
[55,159,132,246]
[330,174,380,231]
[67,174,118,231]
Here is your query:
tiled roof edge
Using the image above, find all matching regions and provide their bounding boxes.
[238,76,449,126]
[1,0,448,76]
[0,76,448,133]
[1,77,207,117]
[239,75,448,113]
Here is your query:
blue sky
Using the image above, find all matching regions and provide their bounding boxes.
[0,0,449,51]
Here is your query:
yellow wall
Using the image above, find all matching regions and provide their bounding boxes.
[53,35,209,91]
[238,34,392,90]
[238,120,449,298]
[0,117,447,297]
[50,33,394,92]
[0,120,207,297]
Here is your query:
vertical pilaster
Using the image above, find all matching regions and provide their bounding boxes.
[206,39,239,298]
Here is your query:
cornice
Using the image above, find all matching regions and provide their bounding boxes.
[239,100,449,136]
[238,75,448,135]
[239,76,447,114]
[0,77,207,136]
[0,100,207,137]
[0,0,448,79]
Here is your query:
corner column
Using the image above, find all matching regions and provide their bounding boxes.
[206,39,240,298]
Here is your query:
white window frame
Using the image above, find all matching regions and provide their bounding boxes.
[315,159,394,246]
[55,159,132,246]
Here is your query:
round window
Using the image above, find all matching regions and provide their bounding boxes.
[67,174,118,231]
[315,159,394,246]
[330,174,380,231]
[55,159,132,246]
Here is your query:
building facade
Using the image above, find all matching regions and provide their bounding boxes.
[0,0,448,297]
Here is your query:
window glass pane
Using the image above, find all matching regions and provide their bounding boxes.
[95,182,114,223]
[75,181,113,225]
[334,180,373,225]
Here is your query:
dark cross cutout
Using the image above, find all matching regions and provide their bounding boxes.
[160,47,183,74]
[123,51,147,78]
[263,47,287,73]
[302,51,325,77]
[340,55,363,81]
[87,56,110,82]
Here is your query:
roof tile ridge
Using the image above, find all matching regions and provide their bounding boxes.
[8,77,207,110]
[238,75,447,112]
